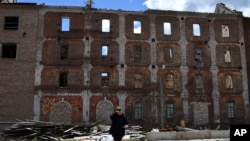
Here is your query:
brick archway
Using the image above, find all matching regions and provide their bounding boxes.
[49,100,72,124]
[96,100,114,125]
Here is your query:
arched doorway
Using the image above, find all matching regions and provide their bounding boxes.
[96,100,114,125]
[49,100,72,124]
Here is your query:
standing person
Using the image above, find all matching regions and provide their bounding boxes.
[109,106,128,141]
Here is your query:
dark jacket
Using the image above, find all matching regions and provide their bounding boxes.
[109,112,128,136]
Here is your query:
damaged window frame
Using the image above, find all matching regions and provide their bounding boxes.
[134,73,142,88]
[101,72,109,87]
[222,24,230,37]
[224,49,231,63]
[194,48,202,62]
[165,73,174,89]
[225,74,233,89]
[4,16,19,30]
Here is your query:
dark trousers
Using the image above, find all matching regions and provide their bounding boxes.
[112,135,123,141]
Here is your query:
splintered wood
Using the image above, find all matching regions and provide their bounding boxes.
[0,120,146,141]
[0,120,106,141]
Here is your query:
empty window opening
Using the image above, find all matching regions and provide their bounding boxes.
[101,45,108,56]
[195,74,203,89]
[4,17,19,30]
[222,25,229,37]
[163,22,171,35]
[225,75,233,89]
[195,49,202,62]
[134,101,142,119]
[101,72,109,87]
[133,20,141,34]
[102,19,110,32]
[60,45,68,60]
[134,46,142,62]
[164,48,173,61]
[193,24,200,36]
[61,17,70,32]
[1,43,16,58]
[166,73,174,89]
[227,101,235,119]
[59,72,68,87]
[166,102,174,119]
[134,73,142,88]
[224,50,231,63]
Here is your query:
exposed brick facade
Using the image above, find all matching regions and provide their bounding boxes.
[0,4,38,121]
[0,3,250,131]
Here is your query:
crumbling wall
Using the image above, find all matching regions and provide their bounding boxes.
[155,16,180,41]
[125,14,150,40]
[90,40,119,66]
[42,39,85,65]
[156,43,181,67]
[43,12,85,38]
[89,12,119,39]
[40,96,83,123]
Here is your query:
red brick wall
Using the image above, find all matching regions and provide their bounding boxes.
[185,18,210,42]
[217,70,243,94]
[125,41,151,67]
[243,18,250,120]
[90,68,119,90]
[89,95,119,121]
[219,96,245,123]
[155,16,180,41]
[43,12,85,38]
[156,42,181,67]
[186,43,211,68]
[42,39,84,65]
[214,19,239,43]
[89,12,119,39]
[157,69,182,94]
[186,70,213,96]
[40,96,83,123]
[41,68,84,88]
[125,14,150,40]
[125,68,151,89]
[216,45,241,68]
[90,40,119,66]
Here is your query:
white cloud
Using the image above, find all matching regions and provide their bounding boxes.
[102,19,110,32]
[241,7,250,17]
[143,0,187,11]
[143,0,250,17]
[133,21,142,34]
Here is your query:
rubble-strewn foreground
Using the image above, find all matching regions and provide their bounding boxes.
[0,120,146,141]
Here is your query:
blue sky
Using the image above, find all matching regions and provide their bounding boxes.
[17,0,147,11]
[17,0,250,17]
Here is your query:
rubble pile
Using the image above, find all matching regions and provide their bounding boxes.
[0,120,146,141]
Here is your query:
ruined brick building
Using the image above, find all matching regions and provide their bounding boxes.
[0,1,250,130]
